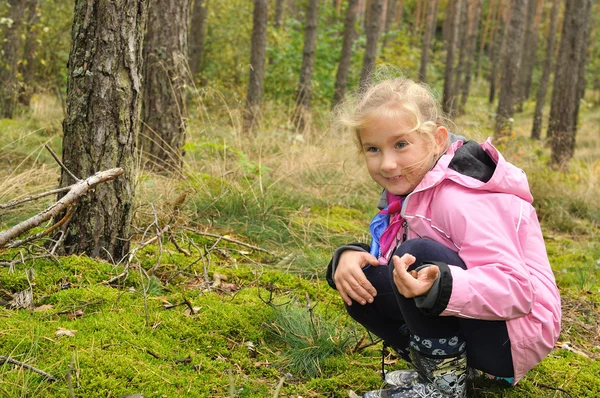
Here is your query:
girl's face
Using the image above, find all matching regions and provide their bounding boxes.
[359,115,447,196]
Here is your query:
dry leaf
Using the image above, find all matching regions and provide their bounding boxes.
[220,282,239,292]
[555,341,589,358]
[184,306,202,316]
[67,309,84,320]
[34,304,54,312]
[56,327,77,337]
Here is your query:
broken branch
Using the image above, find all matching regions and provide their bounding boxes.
[0,355,57,382]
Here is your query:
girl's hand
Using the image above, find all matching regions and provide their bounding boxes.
[334,251,380,306]
[392,254,439,298]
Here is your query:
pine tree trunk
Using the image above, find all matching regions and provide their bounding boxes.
[531,0,559,140]
[0,0,26,118]
[189,0,209,77]
[18,0,41,107]
[381,0,398,53]
[274,0,285,27]
[395,0,405,27]
[418,0,439,83]
[514,0,542,112]
[458,0,482,114]
[495,0,525,136]
[293,0,319,133]
[333,0,359,106]
[142,0,190,174]
[488,1,509,104]
[442,0,462,115]
[243,0,269,133]
[549,0,592,169]
[475,0,497,80]
[452,0,471,112]
[360,0,384,86]
[58,0,148,261]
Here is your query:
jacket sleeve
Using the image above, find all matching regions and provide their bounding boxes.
[435,192,536,320]
[326,243,371,289]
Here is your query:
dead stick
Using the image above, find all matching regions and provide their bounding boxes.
[180,226,274,255]
[44,144,80,182]
[0,186,72,210]
[0,168,124,248]
[8,207,74,249]
[0,356,57,382]
[272,376,285,398]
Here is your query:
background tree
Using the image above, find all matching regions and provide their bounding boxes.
[549,0,593,169]
[381,0,399,54]
[141,0,191,174]
[360,0,384,86]
[442,0,462,115]
[488,1,509,104]
[189,0,209,78]
[0,0,26,118]
[293,0,319,133]
[514,0,542,112]
[418,0,439,83]
[494,0,525,136]
[18,0,41,107]
[457,0,482,114]
[475,0,498,79]
[274,0,285,27]
[531,0,560,140]
[243,0,269,133]
[333,0,359,106]
[58,0,148,260]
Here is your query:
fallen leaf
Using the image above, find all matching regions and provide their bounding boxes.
[184,306,202,316]
[555,341,589,358]
[67,309,84,320]
[220,282,239,292]
[34,304,54,312]
[56,327,77,337]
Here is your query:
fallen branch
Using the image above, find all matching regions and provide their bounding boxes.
[0,186,72,210]
[180,226,274,255]
[0,168,124,249]
[7,207,74,249]
[0,355,57,382]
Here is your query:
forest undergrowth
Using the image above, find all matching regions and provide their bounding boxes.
[1,89,600,397]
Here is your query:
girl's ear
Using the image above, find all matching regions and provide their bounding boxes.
[434,126,449,154]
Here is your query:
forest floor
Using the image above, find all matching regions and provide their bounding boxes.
[1,90,600,397]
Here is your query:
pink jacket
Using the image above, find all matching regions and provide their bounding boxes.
[401,139,561,384]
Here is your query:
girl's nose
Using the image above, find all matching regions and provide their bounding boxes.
[380,153,397,172]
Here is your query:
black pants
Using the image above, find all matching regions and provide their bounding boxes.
[346,238,514,377]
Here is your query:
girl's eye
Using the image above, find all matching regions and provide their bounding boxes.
[395,141,407,149]
[365,147,379,153]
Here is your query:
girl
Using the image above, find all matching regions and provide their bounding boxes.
[326,78,561,398]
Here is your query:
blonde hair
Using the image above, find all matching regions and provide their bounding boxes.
[334,77,453,184]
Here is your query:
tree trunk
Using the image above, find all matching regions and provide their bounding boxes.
[333,0,360,106]
[359,0,384,86]
[293,0,319,133]
[458,0,483,114]
[418,0,439,83]
[18,0,41,107]
[475,0,497,80]
[514,0,542,112]
[395,0,405,27]
[381,0,398,54]
[189,0,209,77]
[142,0,190,174]
[243,0,269,133]
[488,0,509,104]
[58,0,148,261]
[549,0,592,169]
[0,0,26,118]
[531,0,559,140]
[495,0,526,136]
[442,0,462,115]
[452,0,471,111]
[274,0,285,27]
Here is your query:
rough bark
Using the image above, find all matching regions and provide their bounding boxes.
[442,0,462,115]
[418,0,439,83]
[19,0,41,106]
[274,0,285,27]
[142,0,190,174]
[293,0,319,133]
[189,0,209,76]
[531,0,559,140]
[333,0,360,106]
[489,0,509,104]
[0,0,26,118]
[458,0,483,114]
[514,0,542,112]
[452,0,471,110]
[549,0,592,169]
[495,0,526,136]
[359,0,384,86]
[243,0,269,133]
[58,0,148,261]
[475,0,497,79]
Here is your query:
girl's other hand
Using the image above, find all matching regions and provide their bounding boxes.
[392,254,439,298]
[334,251,380,306]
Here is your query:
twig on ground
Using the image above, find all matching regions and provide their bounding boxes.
[67,354,75,398]
[47,299,105,318]
[538,383,573,398]
[0,254,57,268]
[272,376,285,398]
[0,355,57,382]
[44,144,80,182]
[180,226,274,255]
[169,232,190,256]
[0,186,72,210]
[150,204,164,274]
[228,368,236,398]
[7,207,74,249]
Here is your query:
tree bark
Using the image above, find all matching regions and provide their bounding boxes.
[395,0,405,27]
[418,0,439,83]
[488,0,509,104]
[18,0,41,106]
[442,0,462,115]
[333,0,360,106]
[514,0,542,112]
[458,0,483,114]
[142,0,190,174]
[495,0,526,136]
[549,0,592,169]
[243,0,269,133]
[359,0,384,86]
[274,0,285,27]
[475,0,497,80]
[0,0,26,118]
[189,0,209,77]
[531,0,559,140]
[452,0,471,111]
[381,0,398,53]
[58,0,148,261]
[293,0,319,133]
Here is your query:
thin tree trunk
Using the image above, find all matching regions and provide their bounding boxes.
[415,0,423,35]
[514,0,542,112]
[442,0,462,115]
[142,0,190,174]
[293,0,319,133]
[475,0,497,80]
[489,0,509,104]
[452,0,471,111]
[58,0,148,260]
[494,0,526,136]
[189,0,209,77]
[549,0,592,169]
[360,0,384,86]
[418,0,439,83]
[531,0,559,140]
[381,0,398,53]
[458,0,483,115]
[243,0,269,133]
[275,0,285,27]
[395,0,405,27]
[0,0,26,118]
[333,0,360,106]
[18,0,41,106]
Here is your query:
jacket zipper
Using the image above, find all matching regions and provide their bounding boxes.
[402,220,408,242]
